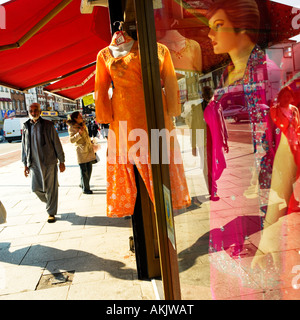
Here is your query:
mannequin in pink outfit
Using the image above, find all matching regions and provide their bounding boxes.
[205,0,281,299]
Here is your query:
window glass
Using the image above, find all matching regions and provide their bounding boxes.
[154,0,300,300]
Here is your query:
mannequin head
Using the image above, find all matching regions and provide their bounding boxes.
[207,0,260,55]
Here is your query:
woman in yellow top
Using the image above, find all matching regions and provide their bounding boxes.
[67,111,96,194]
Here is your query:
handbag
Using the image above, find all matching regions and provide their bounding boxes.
[92,152,100,164]
[0,201,7,224]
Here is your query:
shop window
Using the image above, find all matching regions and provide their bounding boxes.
[152,0,300,301]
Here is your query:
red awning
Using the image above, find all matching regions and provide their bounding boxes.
[0,0,111,100]
[0,0,298,101]
[44,62,96,100]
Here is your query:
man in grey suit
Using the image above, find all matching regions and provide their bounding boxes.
[22,103,65,223]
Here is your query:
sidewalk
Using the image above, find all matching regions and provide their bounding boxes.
[1,124,291,300]
[0,137,156,300]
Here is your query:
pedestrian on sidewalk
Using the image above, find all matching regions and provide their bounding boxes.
[91,121,99,139]
[100,123,109,139]
[22,103,66,223]
[67,111,96,194]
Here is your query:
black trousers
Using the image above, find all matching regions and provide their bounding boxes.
[79,161,93,192]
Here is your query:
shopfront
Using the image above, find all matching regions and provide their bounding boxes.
[0,0,300,300]
[97,0,300,300]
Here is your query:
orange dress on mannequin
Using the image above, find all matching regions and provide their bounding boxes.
[95,33,191,217]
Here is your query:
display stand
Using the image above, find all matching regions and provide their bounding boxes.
[132,167,160,280]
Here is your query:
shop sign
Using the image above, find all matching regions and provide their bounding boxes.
[1,110,16,119]
[82,94,95,106]
[41,111,58,116]
[15,110,28,116]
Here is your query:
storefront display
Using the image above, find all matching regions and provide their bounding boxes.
[94,29,191,218]
[151,0,300,300]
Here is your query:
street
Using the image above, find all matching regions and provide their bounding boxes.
[0,120,255,170]
[0,120,273,300]
[0,132,150,300]
[0,118,295,300]
[225,120,253,145]
[0,131,70,168]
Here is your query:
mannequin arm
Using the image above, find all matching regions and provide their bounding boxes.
[251,133,297,269]
[264,133,297,226]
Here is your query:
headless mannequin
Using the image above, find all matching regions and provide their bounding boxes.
[109,31,134,58]
[108,29,157,279]
[157,29,202,73]
[158,29,186,53]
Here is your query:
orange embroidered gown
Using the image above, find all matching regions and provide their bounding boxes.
[95,35,191,217]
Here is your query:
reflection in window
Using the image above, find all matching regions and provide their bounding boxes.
[154,0,300,300]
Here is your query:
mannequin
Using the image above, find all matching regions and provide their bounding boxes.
[157,29,202,79]
[158,28,205,203]
[158,29,187,54]
[251,86,300,299]
[95,27,191,279]
[205,0,282,300]
[94,29,191,218]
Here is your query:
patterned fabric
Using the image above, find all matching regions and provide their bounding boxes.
[270,103,300,215]
[212,45,281,209]
[95,34,191,217]
[168,38,202,72]
[270,104,300,165]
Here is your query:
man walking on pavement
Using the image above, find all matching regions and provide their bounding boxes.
[22,103,65,223]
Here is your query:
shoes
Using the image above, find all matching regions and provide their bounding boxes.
[47,215,56,223]
[129,236,135,253]
[83,190,93,194]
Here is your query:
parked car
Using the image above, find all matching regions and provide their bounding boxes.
[3,117,29,143]
[223,104,269,122]
[0,128,4,142]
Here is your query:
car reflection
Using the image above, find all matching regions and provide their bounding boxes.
[223,104,269,123]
